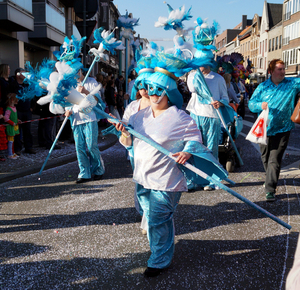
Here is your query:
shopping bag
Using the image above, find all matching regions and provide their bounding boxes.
[246,107,269,145]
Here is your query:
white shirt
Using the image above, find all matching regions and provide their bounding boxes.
[187,70,229,118]
[128,106,202,192]
[122,99,141,123]
[71,77,100,126]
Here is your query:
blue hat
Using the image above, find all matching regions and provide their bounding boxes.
[130,68,154,100]
[146,67,183,109]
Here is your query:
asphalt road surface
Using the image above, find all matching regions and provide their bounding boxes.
[1,107,300,289]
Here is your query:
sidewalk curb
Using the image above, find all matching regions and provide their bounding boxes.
[0,135,118,184]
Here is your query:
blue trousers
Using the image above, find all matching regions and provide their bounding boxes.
[137,186,181,269]
[73,121,105,179]
[190,114,220,160]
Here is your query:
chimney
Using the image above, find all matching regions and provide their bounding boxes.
[242,15,247,30]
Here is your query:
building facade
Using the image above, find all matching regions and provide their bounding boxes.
[257,1,283,82]
[215,15,252,58]
[0,0,138,80]
[282,0,300,76]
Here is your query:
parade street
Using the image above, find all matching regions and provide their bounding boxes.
[1,108,300,289]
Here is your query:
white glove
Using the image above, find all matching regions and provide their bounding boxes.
[78,94,97,114]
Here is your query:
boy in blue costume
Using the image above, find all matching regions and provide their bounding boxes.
[249,59,300,201]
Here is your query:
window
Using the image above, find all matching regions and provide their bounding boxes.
[283,21,300,45]
[269,39,271,52]
[279,35,282,49]
[285,0,291,20]
[265,39,267,52]
[272,38,275,51]
[259,42,261,54]
[283,48,298,66]
[276,37,278,50]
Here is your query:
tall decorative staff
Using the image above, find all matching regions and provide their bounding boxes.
[117,11,139,94]
[33,28,124,174]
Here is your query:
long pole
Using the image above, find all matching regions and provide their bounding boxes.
[92,106,291,230]
[83,0,86,68]
[198,69,244,166]
[38,116,69,175]
[125,38,128,93]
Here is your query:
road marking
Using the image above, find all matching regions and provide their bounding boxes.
[243,120,254,128]
[244,114,255,119]
[281,160,300,176]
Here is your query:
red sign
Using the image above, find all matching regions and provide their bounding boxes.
[252,118,264,137]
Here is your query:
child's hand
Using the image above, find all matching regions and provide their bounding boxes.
[172,152,192,164]
[18,119,22,124]
[0,114,3,119]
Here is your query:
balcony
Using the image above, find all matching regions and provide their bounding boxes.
[0,0,34,31]
[28,1,66,46]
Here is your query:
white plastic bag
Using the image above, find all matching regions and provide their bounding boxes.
[246,107,269,145]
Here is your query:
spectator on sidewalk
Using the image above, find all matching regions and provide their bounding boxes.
[3,93,21,159]
[248,59,300,202]
[37,102,61,150]
[116,89,124,119]
[0,64,11,112]
[0,108,7,161]
[9,68,36,155]
[105,79,116,113]
[115,75,125,92]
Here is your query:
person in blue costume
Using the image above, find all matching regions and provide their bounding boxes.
[111,51,228,277]
[248,59,300,202]
[104,43,160,235]
[187,18,229,191]
[65,69,105,184]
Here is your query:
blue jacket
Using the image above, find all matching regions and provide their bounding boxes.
[248,77,300,136]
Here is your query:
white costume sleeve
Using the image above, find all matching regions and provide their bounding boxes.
[122,99,141,123]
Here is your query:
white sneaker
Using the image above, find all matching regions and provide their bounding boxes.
[8,155,18,160]
[204,185,213,191]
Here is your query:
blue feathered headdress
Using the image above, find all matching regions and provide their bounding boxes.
[192,18,220,68]
[130,42,161,100]
[155,3,192,32]
[53,35,86,62]
[117,11,139,30]
[92,27,124,56]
